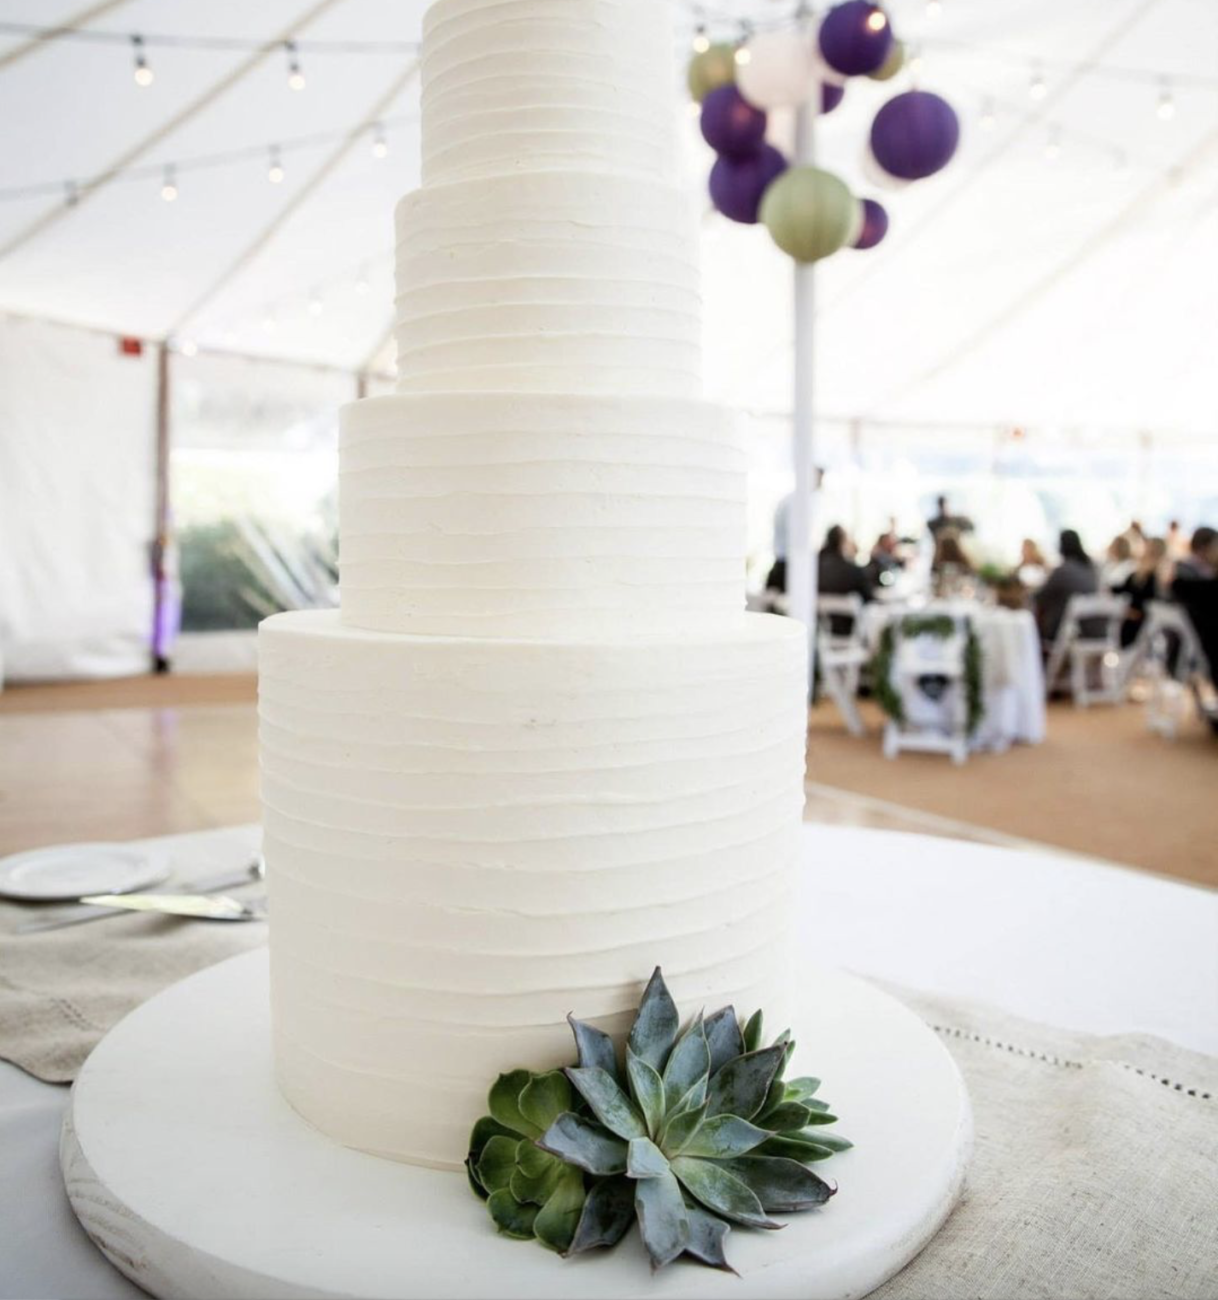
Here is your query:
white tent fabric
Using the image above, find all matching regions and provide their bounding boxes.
[0,0,1214,430]
[0,315,156,679]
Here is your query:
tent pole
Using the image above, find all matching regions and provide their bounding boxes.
[788,98,819,695]
[151,342,171,673]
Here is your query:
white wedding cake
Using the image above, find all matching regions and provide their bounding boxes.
[258,0,808,1171]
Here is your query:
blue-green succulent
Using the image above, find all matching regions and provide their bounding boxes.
[466,968,852,1271]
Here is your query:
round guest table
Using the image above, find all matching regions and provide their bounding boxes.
[2,823,1215,1299]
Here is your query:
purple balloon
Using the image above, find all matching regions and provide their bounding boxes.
[870,91,960,181]
[701,85,768,159]
[710,145,789,225]
[821,82,846,115]
[819,2,895,78]
[852,198,889,249]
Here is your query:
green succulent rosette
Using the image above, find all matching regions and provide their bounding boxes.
[466,968,852,1272]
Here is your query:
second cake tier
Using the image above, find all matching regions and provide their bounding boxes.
[260,610,808,1169]
[338,392,746,638]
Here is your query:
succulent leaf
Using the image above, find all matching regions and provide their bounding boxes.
[489,1070,543,1139]
[567,1015,620,1082]
[568,1176,636,1255]
[706,1044,785,1119]
[566,1067,647,1141]
[487,1188,540,1240]
[683,1204,735,1273]
[510,1142,565,1205]
[678,1114,772,1159]
[762,1101,814,1131]
[466,1116,516,1199]
[795,1130,852,1152]
[635,1168,690,1269]
[801,1110,840,1126]
[669,1074,708,1118]
[805,1098,832,1112]
[475,1135,521,1195]
[626,1048,666,1137]
[659,1100,707,1152]
[532,1165,587,1254]
[537,1113,628,1177]
[720,1155,835,1212]
[627,968,680,1072]
[627,1135,670,1179]
[519,1070,573,1134]
[757,1135,838,1162]
[742,1009,764,1053]
[662,1022,711,1103]
[785,1076,822,1100]
[670,1157,782,1230]
[703,1006,744,1074]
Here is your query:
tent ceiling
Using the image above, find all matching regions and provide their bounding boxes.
[1,0,1216,433]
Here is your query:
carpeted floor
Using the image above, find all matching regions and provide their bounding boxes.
[808,698,1216,887]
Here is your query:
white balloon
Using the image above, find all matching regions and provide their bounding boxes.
[737,29,818,110]
[860,144,912,192]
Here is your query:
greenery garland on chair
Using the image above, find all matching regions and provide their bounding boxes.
[872,615,985,734]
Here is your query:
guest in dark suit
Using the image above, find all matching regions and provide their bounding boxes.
[1034,529,1098,644]
[818,526,873,635]
[1113,538,1166,648]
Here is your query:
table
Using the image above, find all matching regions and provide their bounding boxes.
[862,603,1046,750]
[3,823,1216,1300]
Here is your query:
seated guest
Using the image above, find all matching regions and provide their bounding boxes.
[1174,526,1218,582]
[865,529,904,587]
[1034,529,1098,644]
[1114,538,1166,648]
[1101,535,1136,589]
[818,525,872,634]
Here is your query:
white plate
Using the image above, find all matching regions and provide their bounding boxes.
[0,843,169,901]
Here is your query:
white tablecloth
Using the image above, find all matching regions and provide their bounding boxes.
[862,603,1047,750]
[2,823,1216,1300]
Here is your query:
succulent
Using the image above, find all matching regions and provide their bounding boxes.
[466,968,852,1271]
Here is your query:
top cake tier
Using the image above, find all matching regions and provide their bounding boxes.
[420,0,679,187]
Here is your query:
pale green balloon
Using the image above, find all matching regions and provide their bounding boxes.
[761,167,857,264]
[687,44,737,103]
[869,40,906,82]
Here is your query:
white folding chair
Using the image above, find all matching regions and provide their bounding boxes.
[882,614,971,765]
[1140,601,1206,738]
[1044,594,1130,707]
[815,593,867,736]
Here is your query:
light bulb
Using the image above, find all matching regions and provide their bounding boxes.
[980,100,996,131]
[285,41,305,90]
[1157,83,1175,121]
[908,50,925,76]
[865,8,888,33]
[131,36,152,87]
[693,28,710,55]
[160,167,178,202]
[734,45,752,66]
[1029,68,1047,101]
[268,148,285,184]
[371,130,389,159]
[1044,130,1061,162]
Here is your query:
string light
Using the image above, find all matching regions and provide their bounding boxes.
[285,40,305,91]
[267,146,285,184]
[692,25,710,55]
[980,99,996,131]
[131,35,153,86]
[865,7,889,33]
[160,164,178,202]
[734,45,752,67]
[1157,79,1175,121]
[371,124,389,159]
[1029,65,1047,101]
[1044,128,1062,162]
[908,46,925,77]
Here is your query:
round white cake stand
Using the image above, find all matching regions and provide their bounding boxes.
[61,951,971,1300]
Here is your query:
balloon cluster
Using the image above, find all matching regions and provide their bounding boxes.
[689,2,961,264]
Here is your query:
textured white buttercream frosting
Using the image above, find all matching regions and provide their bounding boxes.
[261,611,807,1168]
[338,392,745,638]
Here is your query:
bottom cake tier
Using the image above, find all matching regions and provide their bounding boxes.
[258,610,808,1169]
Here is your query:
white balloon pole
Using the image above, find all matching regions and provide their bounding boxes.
[787,96,819,693]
